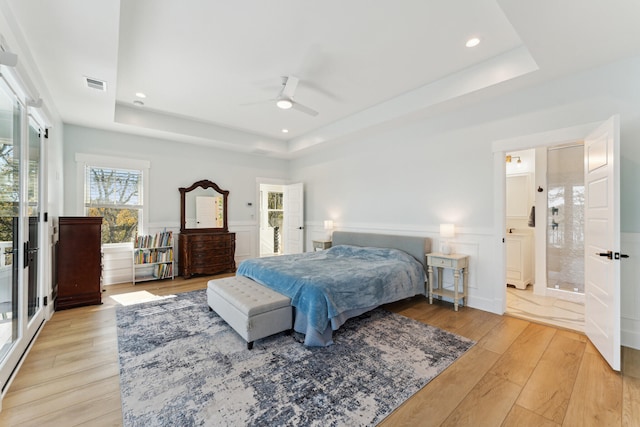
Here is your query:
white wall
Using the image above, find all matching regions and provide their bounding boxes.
[290,55,640,347]
[63,124,289,265]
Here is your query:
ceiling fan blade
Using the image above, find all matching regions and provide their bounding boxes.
[281,76,299,99]
[292,101,319,117]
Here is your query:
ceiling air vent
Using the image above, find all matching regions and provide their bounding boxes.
[84,76,107,91]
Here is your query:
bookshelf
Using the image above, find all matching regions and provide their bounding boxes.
[133,231,175,284]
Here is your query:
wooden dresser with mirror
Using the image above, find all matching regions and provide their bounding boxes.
[178,180,236,279]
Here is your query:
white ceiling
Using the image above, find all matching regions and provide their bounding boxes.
[4,0,640,157]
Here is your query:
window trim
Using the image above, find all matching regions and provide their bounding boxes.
[75,154,150,244]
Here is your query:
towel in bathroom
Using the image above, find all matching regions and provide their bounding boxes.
[528,206,535,227]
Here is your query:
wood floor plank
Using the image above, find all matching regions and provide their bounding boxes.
[489,322,556,386]
[78,408,124,427]
[622,346,640,379]
[623,376,640,427]
[563,351,623,426]
[17,390,122,427]
[440,371,522,426]
[516,333,585,423]
[453,309,502,342]
[554,327,588,344]
[0,377,121,426]
[477,315,529,355]
[380,346,501,427]
[502,405,560,427]
[419,306,473,332]
[2,362,119,409]
[8,350,118,392]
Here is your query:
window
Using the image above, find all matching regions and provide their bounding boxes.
[267,191,283,253]
[267,191,283,230]
[77,154,149,245]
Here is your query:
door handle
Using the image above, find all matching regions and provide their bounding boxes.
[298,226,304,230]
[597,251,613,259]
[24,241,29,268]
[615,252,629,259]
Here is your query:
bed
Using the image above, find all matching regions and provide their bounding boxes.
[236,231,430,346]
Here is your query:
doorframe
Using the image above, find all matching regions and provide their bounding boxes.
[255,178,287,257]
[492,120,605,314]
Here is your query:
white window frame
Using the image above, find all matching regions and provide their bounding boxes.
[75,154,150,246]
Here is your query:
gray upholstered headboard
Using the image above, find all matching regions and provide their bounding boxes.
[331,231,431,270]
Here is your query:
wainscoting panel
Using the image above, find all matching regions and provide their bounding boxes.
[230,222,258,264]
[102,244,133,286]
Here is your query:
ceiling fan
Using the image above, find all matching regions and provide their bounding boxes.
[274,75,319,117]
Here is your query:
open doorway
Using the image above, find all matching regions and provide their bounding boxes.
[259,184,285,257]
[504,146,585,332]
[258,182,305,257]
[496,116,622,371]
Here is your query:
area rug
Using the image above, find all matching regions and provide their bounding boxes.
[116,290,474,426]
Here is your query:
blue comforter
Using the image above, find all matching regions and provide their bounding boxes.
[236,245,425,345]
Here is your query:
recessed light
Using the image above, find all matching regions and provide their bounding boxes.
[282,129,289,133]
[466,37,480,48]
[133,100,144,106]
[135,92,146,99]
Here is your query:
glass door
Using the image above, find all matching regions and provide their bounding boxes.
[27,121,41,321]
[0,80,21,364]
[0,77,47,391]
[546,144,585,294]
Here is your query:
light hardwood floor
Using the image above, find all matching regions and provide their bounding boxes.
[0,275,638,427]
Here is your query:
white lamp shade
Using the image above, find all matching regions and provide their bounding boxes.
[440,223,455,238]
[323,220,334,230]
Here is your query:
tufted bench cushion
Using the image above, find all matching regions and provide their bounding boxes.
[207,275,292,349]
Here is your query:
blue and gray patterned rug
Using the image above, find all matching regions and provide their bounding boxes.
[116,289,474,426]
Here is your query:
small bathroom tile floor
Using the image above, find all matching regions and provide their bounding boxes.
[506,285,585,332]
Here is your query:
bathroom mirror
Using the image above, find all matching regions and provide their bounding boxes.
[179,180,229,233]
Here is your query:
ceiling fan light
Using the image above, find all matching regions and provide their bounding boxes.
[276,98,293,110]
[466,37,480,48]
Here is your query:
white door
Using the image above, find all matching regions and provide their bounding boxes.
[283,183,304,254]
[584,115,621,371]
[195,196,219,228]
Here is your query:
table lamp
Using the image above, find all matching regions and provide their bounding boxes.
[440,223,455,255]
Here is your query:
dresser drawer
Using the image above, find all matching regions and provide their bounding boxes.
[193,255,232,269]
[192,235,232,249]
[430,257,453,268]
[191,240,230,251]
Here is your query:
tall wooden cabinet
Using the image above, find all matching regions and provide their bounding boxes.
[55,217,102,310]
[178,232,235,278]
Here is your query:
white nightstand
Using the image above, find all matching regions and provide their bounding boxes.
[312,240,332,251]
[426,252,469,311]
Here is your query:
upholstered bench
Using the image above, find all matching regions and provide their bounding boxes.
[207,275,292,349]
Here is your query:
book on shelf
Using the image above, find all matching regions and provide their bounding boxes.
[134,230,173,249]
[152,263,173,279]
[134,247,174,265]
